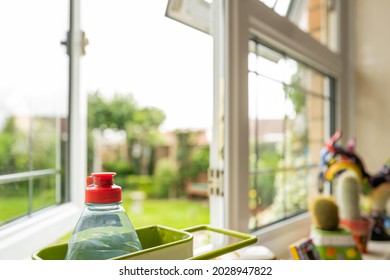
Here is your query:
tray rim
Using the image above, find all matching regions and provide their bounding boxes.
[32,224,193,260]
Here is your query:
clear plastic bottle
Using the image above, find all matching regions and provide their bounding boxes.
[65,172,142,260]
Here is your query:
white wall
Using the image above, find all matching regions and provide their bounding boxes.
[355,0,390,173]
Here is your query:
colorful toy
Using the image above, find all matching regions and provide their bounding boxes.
[319,130,370,194]
[289,238,321,260]
[319,130,390,241]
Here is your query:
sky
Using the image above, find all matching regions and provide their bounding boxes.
[0,0,213,132]
[0,0,293,132]
[80,0,214,132]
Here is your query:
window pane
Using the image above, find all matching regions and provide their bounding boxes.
[248,40,332,230]
[259,0,339,52]
[32,175,57,212]
[0,181,28,226]
[0,0,69,225]
[0,118,29,175]
[32,117,58,170]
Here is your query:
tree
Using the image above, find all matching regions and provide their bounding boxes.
[87,91,166,177]
[88,91,138,130]
[175,131,194,197]
[126,107,166,175]
[88,92,136,172]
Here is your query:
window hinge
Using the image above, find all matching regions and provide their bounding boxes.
[60,31,89,56]
[208,168,224,196]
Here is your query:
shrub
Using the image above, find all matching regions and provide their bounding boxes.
[153,158,179,198]
[125,175,154,194]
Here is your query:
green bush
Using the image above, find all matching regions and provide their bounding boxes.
[189,146,209,178]
[101,159,135,187]
[153,158,179,198]
[102,159,134,174]
[124,175,154,194]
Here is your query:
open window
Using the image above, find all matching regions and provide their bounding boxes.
[0,0,85,259]
[167,0,344,256]
[0,0,347,259]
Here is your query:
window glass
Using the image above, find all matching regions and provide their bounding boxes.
[32,175,57,212]
[259,0,339,52]
[32,117,58,170]
[0,0,69,226]
[0,182,28,224]
[248,40,333,230]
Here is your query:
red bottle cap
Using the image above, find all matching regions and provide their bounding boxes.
[85,172,122,204]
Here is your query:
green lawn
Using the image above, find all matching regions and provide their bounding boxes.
[55,197,210,244]
[0,190,55,225]
[0,196,29,224]
[1,187,210,244]
[123,199,210,229]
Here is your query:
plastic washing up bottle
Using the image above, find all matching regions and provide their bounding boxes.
[65,172,142,260]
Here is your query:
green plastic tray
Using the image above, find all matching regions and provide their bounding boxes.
[32,224,257,260]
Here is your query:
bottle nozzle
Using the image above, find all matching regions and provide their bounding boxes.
[86,176,93,186]
[85,172,121,204]
[91,172,116,185]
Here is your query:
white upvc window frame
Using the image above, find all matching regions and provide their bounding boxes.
[0,0,86,260]
[211,0,352,257]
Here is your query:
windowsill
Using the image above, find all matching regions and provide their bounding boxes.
[363,241,390,260]
[256,214,390,260]
[0,203,82,260]
[252,213,312,259]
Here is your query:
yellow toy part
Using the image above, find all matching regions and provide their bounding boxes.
[324,160,363,182]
